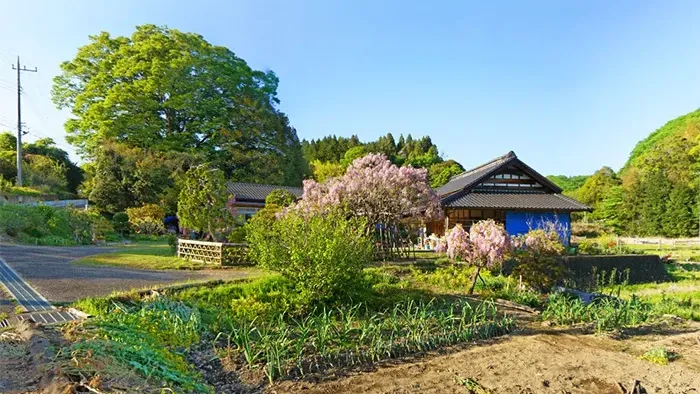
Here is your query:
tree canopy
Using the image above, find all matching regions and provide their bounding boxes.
[53,25,306,175]
[0,132,82,196]
[52,25,308,211]
[302,133,462,187]
[558,109,700,237]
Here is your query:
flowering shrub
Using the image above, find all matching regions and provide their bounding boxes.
[443,220,511,294]
[294,153,442,229]
[512,226,566,291]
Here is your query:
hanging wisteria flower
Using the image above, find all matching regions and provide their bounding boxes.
[444,219,511,294]
[293,153,443,228]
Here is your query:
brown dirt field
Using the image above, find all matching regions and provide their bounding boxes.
[273,322,700,394]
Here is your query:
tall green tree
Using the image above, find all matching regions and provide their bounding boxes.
[24,138,83,194]
[84,143,193,213]
[662,185,698,237]
[577,166,620,214]
[0,132,16,151]
[596,185,626,234]
[177,165,233,239]
[52,25,305,185]
[428,160,465,188]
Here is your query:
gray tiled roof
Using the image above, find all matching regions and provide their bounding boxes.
[442,191,590,211]
[226,182,303,203]
[437,151,517,196]
[437,151,563,196]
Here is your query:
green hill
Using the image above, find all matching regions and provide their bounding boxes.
[605,109,699,236]
[622,108,700,173]
[546,175,589,193]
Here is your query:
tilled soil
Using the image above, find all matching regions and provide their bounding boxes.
[273,322,700,394]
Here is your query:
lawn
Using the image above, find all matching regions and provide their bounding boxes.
[72,242,211,270]
[624,243,700,262]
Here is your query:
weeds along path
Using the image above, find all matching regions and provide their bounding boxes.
[273,320,700,394]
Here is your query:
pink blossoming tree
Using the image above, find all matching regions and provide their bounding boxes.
[444,219,511,294]
[295,153,443,228]
[293,153,442,259]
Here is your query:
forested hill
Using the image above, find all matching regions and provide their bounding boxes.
[546,175,589,193]
[301,133,465,188]
[546,109,699,237]
[623,109,700,172]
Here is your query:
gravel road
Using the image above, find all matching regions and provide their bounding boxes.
[0,243,252,303]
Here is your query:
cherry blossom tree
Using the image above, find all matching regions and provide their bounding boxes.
[444,219,511,294]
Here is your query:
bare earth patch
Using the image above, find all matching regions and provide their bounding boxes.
[273,322,700,394]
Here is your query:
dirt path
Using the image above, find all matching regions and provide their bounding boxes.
[274,323,700,394]
[0,243,253,303]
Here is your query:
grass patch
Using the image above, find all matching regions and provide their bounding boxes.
[624,243,700,262]
[639,346,678,365]
[73,243,210,270]
[375,263,544,308]
[603,263,700,321]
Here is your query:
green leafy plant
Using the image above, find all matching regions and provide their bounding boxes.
[126,204,165,235]
[265,189,297,207]
[177,165,233,240]
[542,292,653,333]
[639,347,678,365]
[247,210,373,304]
[511,226,566,291]
[112,212,130,236]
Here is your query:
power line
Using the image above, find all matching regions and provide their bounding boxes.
[11,56,38,187]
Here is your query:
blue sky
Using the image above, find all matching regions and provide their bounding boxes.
[1,1,699,176]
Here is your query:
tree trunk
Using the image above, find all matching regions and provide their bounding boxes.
[468,266,482,294]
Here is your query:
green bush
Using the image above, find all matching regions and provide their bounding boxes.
[0,204,107,244]
[512,228,566,292]
[247,210,373,305]
[126,204,165,235]
[639,347,678,365]
[112,212,130,235]
[264,189,297,207]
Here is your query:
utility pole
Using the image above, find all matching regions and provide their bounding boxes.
[11,56,37,187]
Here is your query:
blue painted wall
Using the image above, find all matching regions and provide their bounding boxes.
[505,211,571,243]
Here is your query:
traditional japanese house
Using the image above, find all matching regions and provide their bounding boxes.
[428,151,590,240]
[226,182,303,222]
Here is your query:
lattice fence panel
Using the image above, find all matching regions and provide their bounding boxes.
[177,239,224,264]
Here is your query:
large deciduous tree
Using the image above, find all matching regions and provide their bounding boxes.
[52,25,307,186]
[428,159,465,188]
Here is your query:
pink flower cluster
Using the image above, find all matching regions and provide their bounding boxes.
[445,220,511,269]
[295,153,443,226]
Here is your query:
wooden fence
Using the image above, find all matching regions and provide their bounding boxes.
[617,237,700,247]
[177,239,250,265]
